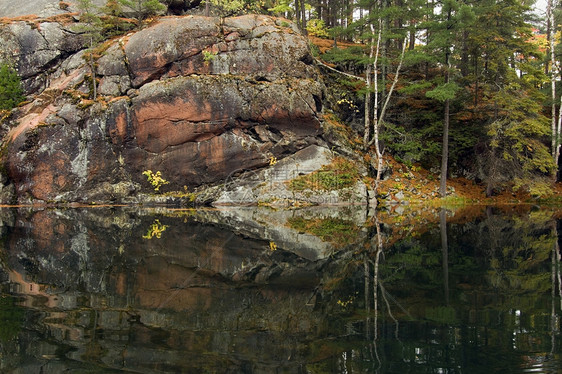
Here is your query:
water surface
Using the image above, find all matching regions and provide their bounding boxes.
[0,206,560,373]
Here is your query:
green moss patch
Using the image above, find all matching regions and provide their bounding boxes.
[287,216,360,247]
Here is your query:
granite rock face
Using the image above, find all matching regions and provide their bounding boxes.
[0,15,330,204]
[0,20,84,93]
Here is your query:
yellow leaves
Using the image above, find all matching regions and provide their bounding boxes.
[336,97,359,113]
[142,170,169,192]
[142,219,168,239]
[337,295,355,308]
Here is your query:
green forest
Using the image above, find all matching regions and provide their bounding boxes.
[248,0,559,198]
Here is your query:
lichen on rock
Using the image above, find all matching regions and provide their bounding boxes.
[0,14,346,206]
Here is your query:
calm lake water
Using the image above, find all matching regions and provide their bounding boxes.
[0,205,561,373]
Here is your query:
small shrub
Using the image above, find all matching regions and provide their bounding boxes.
[142,170,169,192]
[306,19,329,38]
[0,64,25,110]
[202,50,217,64]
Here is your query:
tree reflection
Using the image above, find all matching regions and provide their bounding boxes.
[323,207,562,373]
[441,208,449,306]
[0,207,560,372]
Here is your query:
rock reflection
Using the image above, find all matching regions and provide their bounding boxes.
[0,206,560,373]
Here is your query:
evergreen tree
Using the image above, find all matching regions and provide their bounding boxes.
[76,0,104,100]
[0,64,25,110]
[422,0,474,197]
[468,0,552,193]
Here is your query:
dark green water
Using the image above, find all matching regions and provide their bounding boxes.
[0,206,560,373]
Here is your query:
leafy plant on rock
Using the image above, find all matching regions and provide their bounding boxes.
[142,170,170,192]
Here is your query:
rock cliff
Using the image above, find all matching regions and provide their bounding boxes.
[0,14,370,205]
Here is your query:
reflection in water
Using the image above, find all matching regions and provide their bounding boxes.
[441,208,449,306]
[0,206,559,372]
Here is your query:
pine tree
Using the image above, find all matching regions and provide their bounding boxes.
[423,0,474,197]
[466,0,553,194]
[76,0,104,100]
[0,64,25,110]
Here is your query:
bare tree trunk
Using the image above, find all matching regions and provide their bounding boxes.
[440,7,452,198]
[300,0,307,35]
[372,35,408,139]
[474,54,479,107]
[548,0,557,161]
[409,20,416,50]
[557,94,562,179]
[369,35,407,191]
[364,64,372,146]
[440,98,449,197]
[346,0,353,40]
[363,19,382,148]
[294,0,301,30]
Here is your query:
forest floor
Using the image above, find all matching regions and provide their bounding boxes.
[376,154,555,206]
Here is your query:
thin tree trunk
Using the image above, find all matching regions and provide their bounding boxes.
[440,98,449,197]
[294,0,301,30]
[370,35,407,191]
[440,7,452,198]
[301,0,307,34]
[372,34,408,138]
[409,20,416,50]
[557,93,562,179]
[346,0,353,40]
[549,0,557,160]
[461,30,469,76]
[474,54,478,107]
[364,65,372,147]
[547,1,553,77]
[363,20,382,148]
